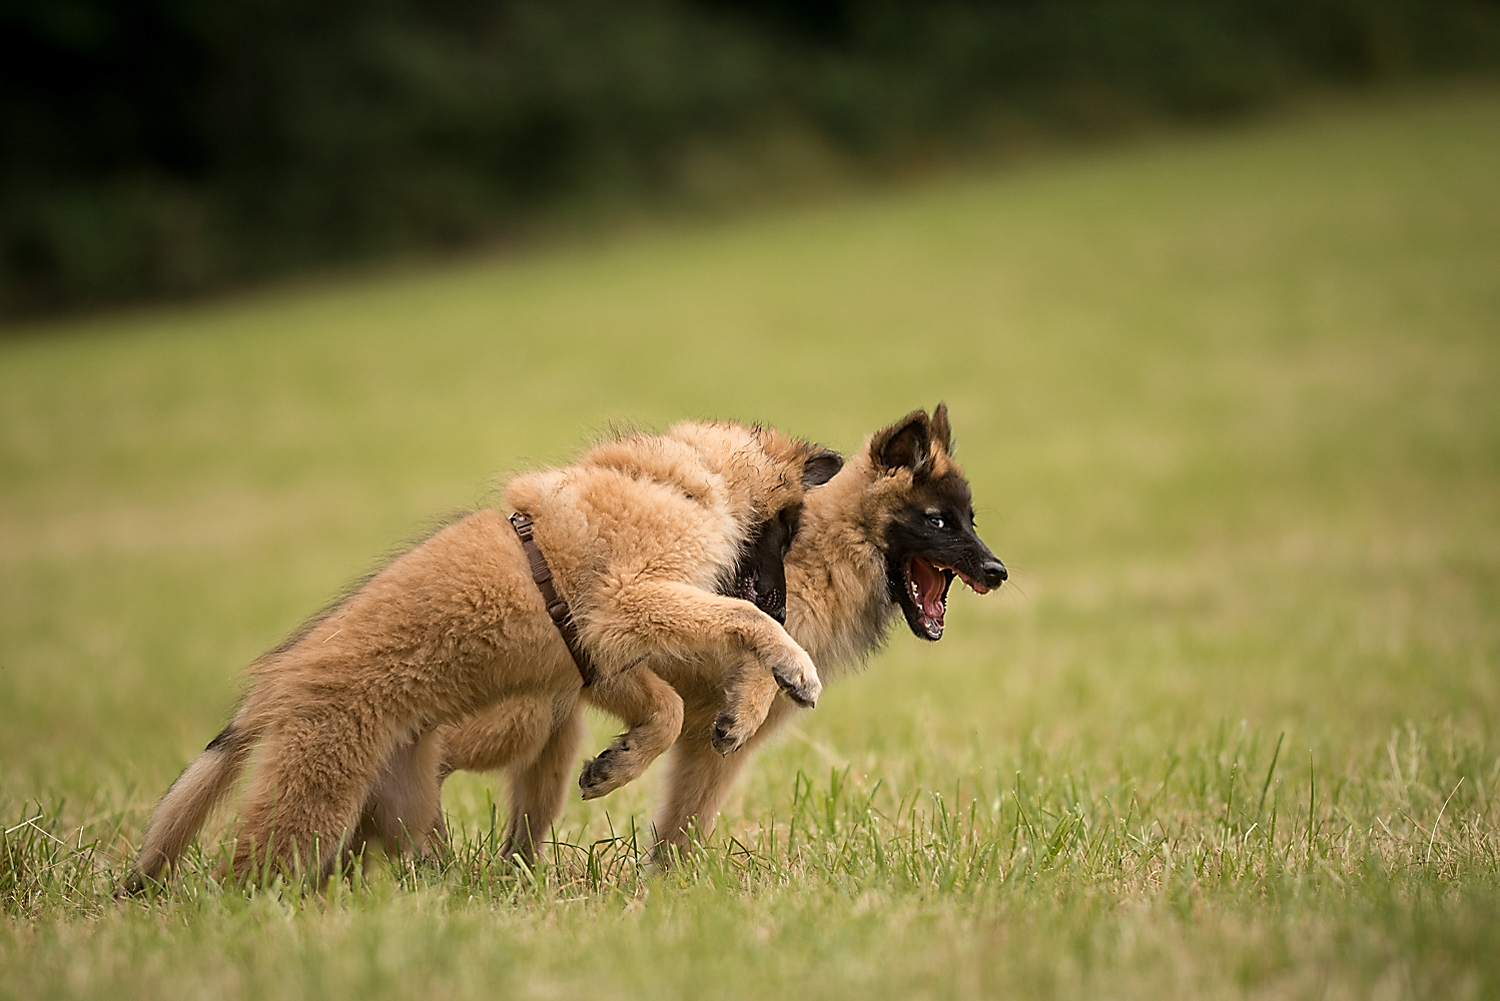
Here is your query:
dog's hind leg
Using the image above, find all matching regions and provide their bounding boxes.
[441,694,563,776]
[230,710,395,884]
[502,705,585,863]
[577,666,685,802]
[363,729,445,858]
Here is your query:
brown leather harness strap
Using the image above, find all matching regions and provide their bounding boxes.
[509,511,597,687]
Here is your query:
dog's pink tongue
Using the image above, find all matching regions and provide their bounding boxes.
[912,558,947,621]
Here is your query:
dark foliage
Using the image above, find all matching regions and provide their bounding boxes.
[3,0,1499,313]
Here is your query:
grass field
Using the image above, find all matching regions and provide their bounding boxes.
[3,87,1499,1000]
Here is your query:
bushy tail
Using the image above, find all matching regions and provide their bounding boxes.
[120,720,256,893]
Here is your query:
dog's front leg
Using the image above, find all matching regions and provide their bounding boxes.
[654,692,802,861]
[362,729,445,858]
[708,650,782,755]
[652,730,753,861]
[578,666,684,801]
[585,580,823,708]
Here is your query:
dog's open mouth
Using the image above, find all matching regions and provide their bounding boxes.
[732,571,757,605]
[904,556,993,640]
[905,557,951,640]
[731,566,787,625]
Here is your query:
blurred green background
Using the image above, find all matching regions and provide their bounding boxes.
[6,0,1500,314]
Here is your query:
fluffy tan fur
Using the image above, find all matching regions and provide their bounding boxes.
[437,404,985,858]
[126,421,832,888]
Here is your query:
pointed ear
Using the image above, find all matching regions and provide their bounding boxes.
[801,446,843,489]
[931,402,952,454]
[869,409,930,473]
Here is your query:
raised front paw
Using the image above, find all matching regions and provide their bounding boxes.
[770,647,822,708]
[578,742,636,801]
[711,709,757,756]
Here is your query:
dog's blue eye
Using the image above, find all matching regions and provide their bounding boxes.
[929,515,945,529]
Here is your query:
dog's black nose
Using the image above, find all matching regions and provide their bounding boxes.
[770,603,787,625]
[981,560,1008,588]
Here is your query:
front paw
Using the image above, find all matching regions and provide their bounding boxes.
[578,747,623,801]
[711,709,755,756]
[771,648,822,708]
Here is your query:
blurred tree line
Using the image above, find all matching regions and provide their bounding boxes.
[4,0,1499,314]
